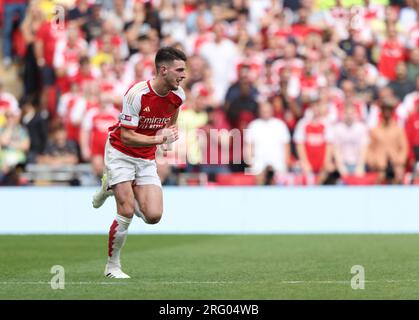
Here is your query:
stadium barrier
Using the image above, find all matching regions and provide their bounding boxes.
[0,186,418,234]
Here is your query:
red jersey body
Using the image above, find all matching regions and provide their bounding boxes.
[109,80,185,160]
[35,21,66,67]
[294,119,332,173]
[378,40,406,81]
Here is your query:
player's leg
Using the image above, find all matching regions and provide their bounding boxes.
[133,158,163,223]
[105,181,135,279]
[133,184,163,224]
[102,141,137,278]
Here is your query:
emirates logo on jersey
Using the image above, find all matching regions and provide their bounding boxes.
[307,133,325,146]
[138,116,171,129]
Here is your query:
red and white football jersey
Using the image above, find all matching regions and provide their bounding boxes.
[378,40,406,81]
[109,80,185,159]
[293,118,332,173]
[57,93,87,143]
[53,37,88,77]
[271,58,304,78]
[83,106,119,156]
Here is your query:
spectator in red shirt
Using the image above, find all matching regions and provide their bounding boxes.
[291,7,320,44]
[377,23,406,81]
[294,99,333,183]
[79,93,118,176]
[53,22,88,94]
[71,55,96,91]
[35,13,67,115]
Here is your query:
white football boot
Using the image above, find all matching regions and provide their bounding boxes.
[92,173,114,209]
[104,263,130,279]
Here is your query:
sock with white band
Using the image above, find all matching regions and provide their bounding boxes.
[107,214,132,268]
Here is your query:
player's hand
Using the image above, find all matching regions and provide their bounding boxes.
[161,125,179,144]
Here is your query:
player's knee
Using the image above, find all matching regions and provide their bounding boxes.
[146,217,161,224]
[118,201,135,217]
[144,210,162,224]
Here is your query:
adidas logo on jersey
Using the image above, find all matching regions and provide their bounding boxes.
[143,106,151,112]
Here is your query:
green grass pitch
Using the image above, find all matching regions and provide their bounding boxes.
[1,234,419,299]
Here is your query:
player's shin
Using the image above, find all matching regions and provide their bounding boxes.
[107,214,132,267]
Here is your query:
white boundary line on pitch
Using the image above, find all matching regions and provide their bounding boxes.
[1,280,419,285]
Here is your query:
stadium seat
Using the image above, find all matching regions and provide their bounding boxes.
[178,173,208,186]
[215,173,257,186]
[276,173,320,186]
[341,173,380,186]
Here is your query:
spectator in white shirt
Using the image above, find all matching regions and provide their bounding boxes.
[245,101,291,184]
[332,103,369,177]
[199,22,239,104]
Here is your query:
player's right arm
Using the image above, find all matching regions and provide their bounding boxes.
[120,126,178,147]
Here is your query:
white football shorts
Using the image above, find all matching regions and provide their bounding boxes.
[104,140,162,188]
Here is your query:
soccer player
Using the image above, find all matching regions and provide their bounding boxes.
[92,47,187,278]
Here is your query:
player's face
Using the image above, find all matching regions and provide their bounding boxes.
[163,60,187,91]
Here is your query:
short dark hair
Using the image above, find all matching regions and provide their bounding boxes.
[155,47,187,70]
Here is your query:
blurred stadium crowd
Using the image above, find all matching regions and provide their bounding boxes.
[0,0,418,186]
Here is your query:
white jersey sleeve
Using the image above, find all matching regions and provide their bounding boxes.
[119,81,148,129]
